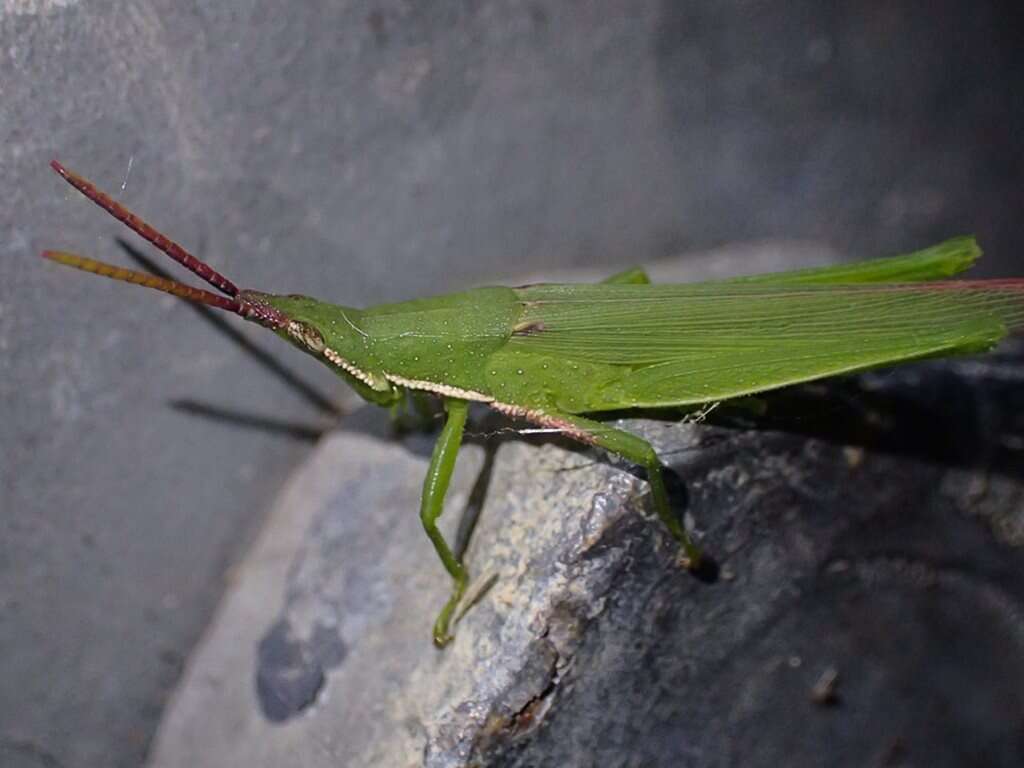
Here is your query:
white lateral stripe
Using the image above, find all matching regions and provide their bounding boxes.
[322,346,376,387]
[314,345,592,442]
[384,373,494,403]
[314,341,492,402]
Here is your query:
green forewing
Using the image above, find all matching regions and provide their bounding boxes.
[723,235,981,285]
[509,280,1024,407]
[256,237,1021,413]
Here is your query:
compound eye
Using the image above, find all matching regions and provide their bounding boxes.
[290,321,325,352]
[301,323,325,352]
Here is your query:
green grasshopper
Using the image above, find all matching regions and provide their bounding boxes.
[44,160,1024,646]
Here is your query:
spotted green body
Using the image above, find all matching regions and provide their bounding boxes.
[260,287,521,407]
[44,160,1024,646]
[257,235,1022,421]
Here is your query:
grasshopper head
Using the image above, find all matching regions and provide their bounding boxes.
[242,291,331,352]
[244,291,366,362]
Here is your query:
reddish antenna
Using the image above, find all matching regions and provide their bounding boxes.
[41,250,246,313]
[45,160,288,328]
[50,159,240,297]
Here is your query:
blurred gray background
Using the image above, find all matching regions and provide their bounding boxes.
[1,1,1021,766]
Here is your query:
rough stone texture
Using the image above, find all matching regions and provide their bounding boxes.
[149,337,1024,767]
[3,2,1023,767]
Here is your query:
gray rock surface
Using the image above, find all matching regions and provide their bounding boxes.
[3,3,1023,767]
[149,340,1024,767]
